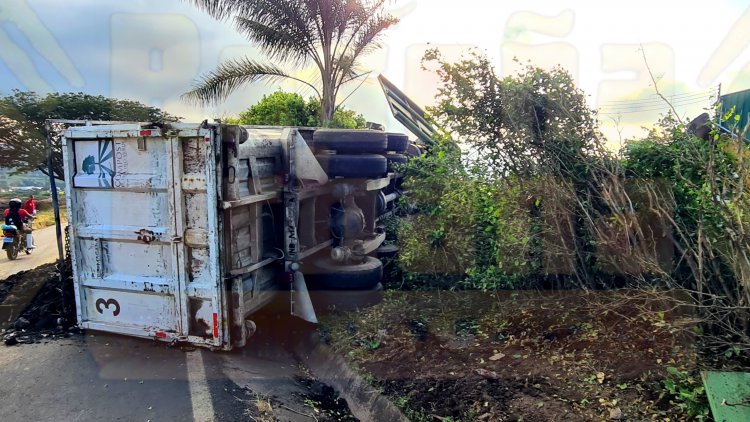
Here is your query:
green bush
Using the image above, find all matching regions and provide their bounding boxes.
[663,367,709,420]
[227,90,366,128]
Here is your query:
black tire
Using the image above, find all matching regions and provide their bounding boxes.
[6,245,17,260]
[306,256,383,290]
[406,143,422,158]
[386,133,409,153]
[375,244,399,260]
[313,129,388,153]
[310,283,384,312]
[376,191,387,216]
[316,154,387,179]
[376,245,401,286]
[384,153,408,172]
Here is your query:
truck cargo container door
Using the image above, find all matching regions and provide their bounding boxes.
[171,128,227,348]
[64,126,189,341]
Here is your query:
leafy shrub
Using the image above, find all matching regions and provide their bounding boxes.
[227,90,366,128]
[663,367,709,420]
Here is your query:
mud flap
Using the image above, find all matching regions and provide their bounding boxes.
[293,131,328,184]
[292,271,318,324]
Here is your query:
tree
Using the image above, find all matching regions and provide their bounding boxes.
[182,0,397,126]
[423,50,603,179]
[230,91,314,126]
[0,91,178,180]
[228,90,367,128]
[622,113,750,355]
[427,50,608,279]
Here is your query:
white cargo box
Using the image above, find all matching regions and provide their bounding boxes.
[63,123,232,348]
[63,122,394,350]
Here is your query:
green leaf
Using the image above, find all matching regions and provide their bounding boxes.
[679,389,694,400]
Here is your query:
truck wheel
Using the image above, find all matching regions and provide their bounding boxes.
[386,133,409,152]
[311,283,384,312]
[316,154,387,179]
[406,143,422,158]
[306,256,383,290]
[376,191,387,216]
[384,153,408,172]
[313,129,388,153]
[376,244,399,260]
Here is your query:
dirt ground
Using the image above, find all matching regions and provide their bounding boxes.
[0,264,702,420]
[320,290,698,421]
[0,262,76,345]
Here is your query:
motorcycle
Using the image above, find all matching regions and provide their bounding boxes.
[2,217,33,260]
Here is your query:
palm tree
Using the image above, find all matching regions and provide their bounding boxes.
[182,0,398,126]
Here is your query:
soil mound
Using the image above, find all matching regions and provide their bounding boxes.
[0,263,76,346]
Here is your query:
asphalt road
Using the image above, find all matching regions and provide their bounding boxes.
[0,321,330,421]
[0,228,338,421]
[0,225,60,280]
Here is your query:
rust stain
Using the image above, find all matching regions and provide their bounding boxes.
[134,228,156,244]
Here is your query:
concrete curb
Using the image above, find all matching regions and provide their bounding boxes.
[295,337,408,422]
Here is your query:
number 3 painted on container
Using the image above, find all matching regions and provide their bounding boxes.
[95,298,121,316]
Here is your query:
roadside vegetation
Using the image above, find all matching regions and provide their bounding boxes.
[32,196,66,228]
[226,90,366,128]
[0,91,178,180]
[320,50,750,421]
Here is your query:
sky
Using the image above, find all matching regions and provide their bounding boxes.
[2,0,750,148]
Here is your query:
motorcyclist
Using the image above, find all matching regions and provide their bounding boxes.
[4,198,34,250]
[23,194,36,215]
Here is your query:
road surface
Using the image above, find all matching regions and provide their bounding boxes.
[0,225,60,280]
[0,229,355,421]
[0,318,336,421]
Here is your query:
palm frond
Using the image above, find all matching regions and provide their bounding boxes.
[234,17,316,67]
[181,58,320,105]
[347,12,397,62]
[182,0,399,121]
[331,11,396,88]
[184,0,258,21]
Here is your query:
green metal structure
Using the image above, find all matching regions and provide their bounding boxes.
[720,88,750,137]
[702,371,750,421]
[378,74,437,147]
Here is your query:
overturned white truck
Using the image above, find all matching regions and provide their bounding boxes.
[62,123,413,350]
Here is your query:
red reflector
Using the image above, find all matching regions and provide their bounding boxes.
[155,331,167,338]
[212,313,219,338]
[204,137,211,143]
[139,130,152,137]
